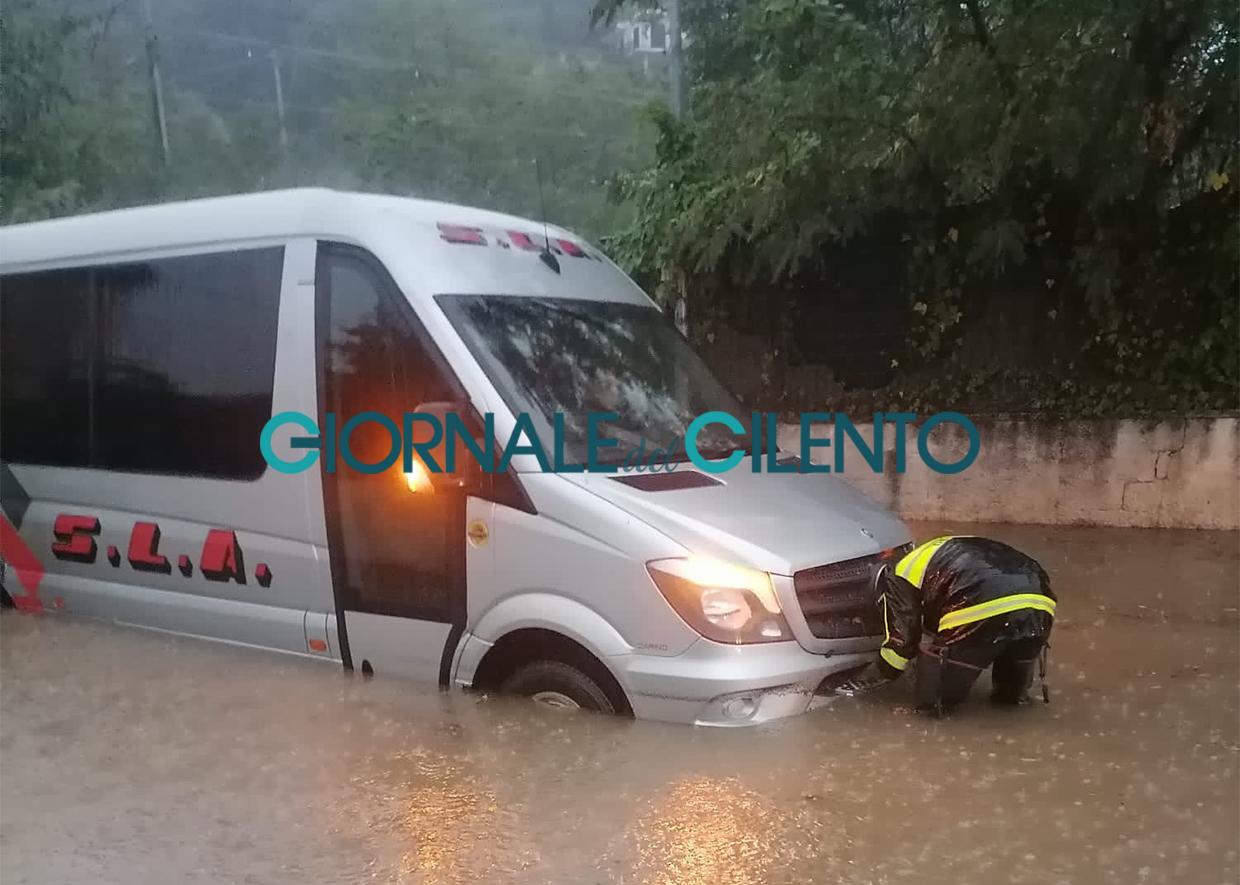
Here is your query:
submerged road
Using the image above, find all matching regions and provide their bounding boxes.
[1,522,1237,884]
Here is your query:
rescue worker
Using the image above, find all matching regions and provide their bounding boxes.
[863,535,1056,713]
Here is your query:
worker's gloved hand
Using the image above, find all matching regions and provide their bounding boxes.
[831,661,898,697]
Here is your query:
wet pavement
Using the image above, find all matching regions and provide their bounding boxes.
[2,522,1237,884]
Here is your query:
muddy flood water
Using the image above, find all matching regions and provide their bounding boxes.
[1,521,1237,885]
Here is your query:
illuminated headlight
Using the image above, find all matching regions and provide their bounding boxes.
[646,556,792,644]
[701,587,751,631]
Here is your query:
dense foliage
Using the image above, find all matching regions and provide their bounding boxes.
[4,0,1235,414]
[1,0,659,238]
[306,0,657,235]
[3,2,155,219]
[597,0,1238,414]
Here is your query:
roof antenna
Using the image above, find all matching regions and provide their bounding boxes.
[534,158,561,274]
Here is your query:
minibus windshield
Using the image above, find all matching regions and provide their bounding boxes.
[437,294,752,467]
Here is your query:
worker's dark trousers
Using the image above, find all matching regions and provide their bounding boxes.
[913,629,1049,712]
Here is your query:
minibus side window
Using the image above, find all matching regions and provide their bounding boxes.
[0,269,94,467]
[317,245,462,622]
[93,250,283,478]
[0,248,283,480]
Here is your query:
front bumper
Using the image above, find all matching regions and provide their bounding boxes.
[612,637,880,727]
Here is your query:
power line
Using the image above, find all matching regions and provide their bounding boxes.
[158,25,411,72]
[137,18,655,169]
[156,25,659,107]
[175,52,266,85]
[171,96,603,141]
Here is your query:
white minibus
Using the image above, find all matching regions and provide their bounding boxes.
[0,189,911,725]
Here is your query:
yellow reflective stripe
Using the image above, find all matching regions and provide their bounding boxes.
[879,594,910,671]
[893,547,920,580]
[937,594,1057,631]
[894,536,954,587]
[905,544,938,586]
[895,536,945,584]
[880,647,909,671]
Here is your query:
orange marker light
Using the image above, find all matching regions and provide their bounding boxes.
[402,460,434,494]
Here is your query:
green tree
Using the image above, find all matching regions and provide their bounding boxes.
[0,1,157,220]
[597,0,1238,413]
[303,0,660,239]
[1,0,291,221]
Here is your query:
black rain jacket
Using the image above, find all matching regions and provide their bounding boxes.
[877,536,1055,675]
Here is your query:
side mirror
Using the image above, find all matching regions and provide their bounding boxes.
[408,400,483,493]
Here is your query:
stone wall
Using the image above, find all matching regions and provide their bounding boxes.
[777,417,1239,530]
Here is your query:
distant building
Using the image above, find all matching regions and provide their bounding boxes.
[613,15,670,54]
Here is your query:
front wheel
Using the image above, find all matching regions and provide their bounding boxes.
[500,660,617,714]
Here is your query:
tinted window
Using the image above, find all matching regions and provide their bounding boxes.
[0,268,94,467]
[319,246,459,620]
[94,250,283,477]
[0,247,283,479]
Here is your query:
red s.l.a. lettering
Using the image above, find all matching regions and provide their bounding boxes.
[51,514,101,563]
[200,529,246,584]
[128,521,171,574]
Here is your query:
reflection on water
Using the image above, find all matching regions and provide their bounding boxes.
[387,759,498,881]
[343,750,540,884]
[398,775,495,879]
[1,523,1237,884]
[630,776,811,885]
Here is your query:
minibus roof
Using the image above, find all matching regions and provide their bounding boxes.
[0,188,652,305]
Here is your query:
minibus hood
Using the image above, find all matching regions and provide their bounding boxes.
[563,466,911,576]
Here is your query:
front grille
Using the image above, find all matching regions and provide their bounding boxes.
[794,553,885,639]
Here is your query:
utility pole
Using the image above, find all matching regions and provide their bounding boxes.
[141,0,171,165]
[666,0,688,333]
[270,49,289,162]
[667,0,686,119]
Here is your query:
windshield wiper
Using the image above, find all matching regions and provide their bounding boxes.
[568,437,760,470]
[692,440,751,460]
